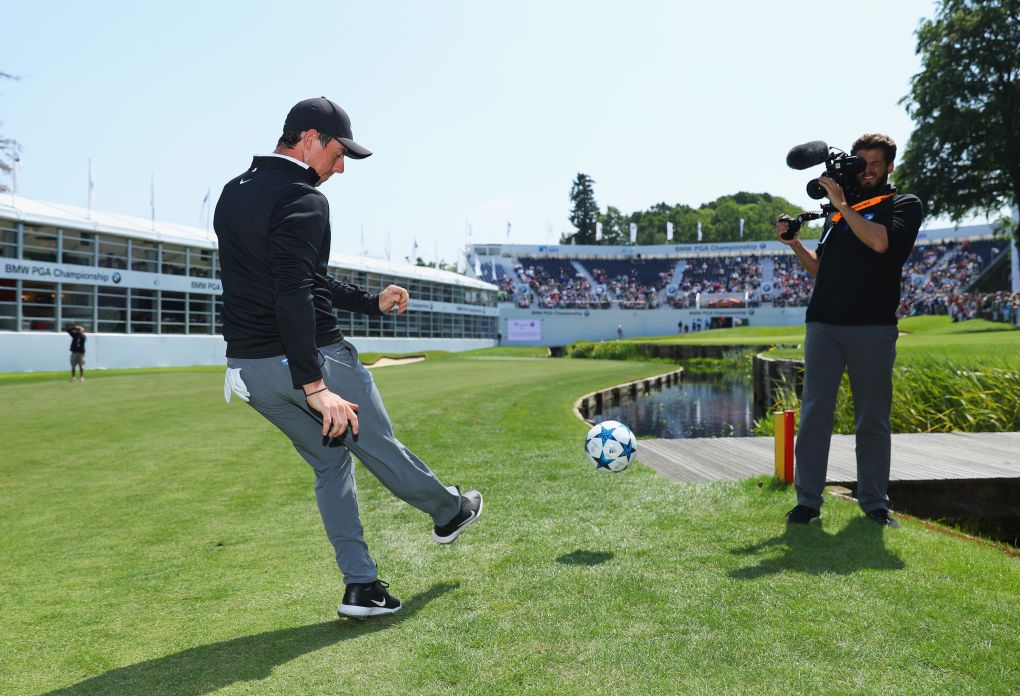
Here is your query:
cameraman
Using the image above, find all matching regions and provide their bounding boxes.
[776,133,923,528]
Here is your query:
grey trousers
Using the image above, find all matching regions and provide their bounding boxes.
[794,322,899,513]
[227,339,460,585]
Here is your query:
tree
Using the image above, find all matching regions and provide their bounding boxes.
[895,0,1020,257]
[0,72,20,193]
[566,173,599,244]
[595,192,811,245]
[415,257,458,273]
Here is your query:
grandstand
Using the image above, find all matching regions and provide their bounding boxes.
[0,194,498,372]
[467,225,1014,345]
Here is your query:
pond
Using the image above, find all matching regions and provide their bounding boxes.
[599,373,755,439]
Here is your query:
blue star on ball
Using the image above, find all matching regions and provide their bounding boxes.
[621,440,636,459]
[598,425,616,445]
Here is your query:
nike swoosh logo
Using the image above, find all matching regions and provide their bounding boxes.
[370,598,388,606]
[239,177,253,184]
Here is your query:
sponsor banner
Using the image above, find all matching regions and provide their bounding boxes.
[1,259,223,294]
[408,299,499,317]
[507,319,541,341]
[0,261,499,315]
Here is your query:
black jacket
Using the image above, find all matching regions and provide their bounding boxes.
[213,155,382,388]
[806,193,923,325]
[67,329,85,353]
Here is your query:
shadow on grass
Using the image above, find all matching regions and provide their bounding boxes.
[43,582,458,696]
[728,517,905,579]
[556,550,614,566]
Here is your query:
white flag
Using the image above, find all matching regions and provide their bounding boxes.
[697,221,703,242]
[507,221,512,240]
[666,221,674,241]
[595,222,603,242]
[739,217,745,239]
[629,223,637,244]
[474,254,482,277]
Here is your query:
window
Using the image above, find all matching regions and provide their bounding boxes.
[131,289,157,333]
[189,248,214,278]
[131,239,158,273]
[97,234,129,269]
[21,281,56,330]
[348,312,367,336]
[97,286,128,333]
[62,231,96,267]
[0,225,17,259]
[60,284,94,329]
[188,293,213,333]
[403,311,421,338]
[161,244,187,276]
[22,225,58,263]
[161,291,186,333]
[214,296,223,334]
[0,278,16,330]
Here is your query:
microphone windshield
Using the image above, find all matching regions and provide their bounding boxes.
[786,141,829,170]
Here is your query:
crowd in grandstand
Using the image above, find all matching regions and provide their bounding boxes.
[476,239,1017,324]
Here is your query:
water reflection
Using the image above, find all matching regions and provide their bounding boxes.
[599,374,754,439]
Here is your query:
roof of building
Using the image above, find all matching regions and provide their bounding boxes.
[0,192,495,290]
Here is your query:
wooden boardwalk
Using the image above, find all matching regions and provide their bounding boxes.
[639,432,1020,484]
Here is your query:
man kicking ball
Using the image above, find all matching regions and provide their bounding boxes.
[214,97,482,618]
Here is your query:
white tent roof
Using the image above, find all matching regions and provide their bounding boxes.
[0,193,495,290]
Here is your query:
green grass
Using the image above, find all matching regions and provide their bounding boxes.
[668,316,1020,366]
[627,324,807,346]
[3,356,1020,694]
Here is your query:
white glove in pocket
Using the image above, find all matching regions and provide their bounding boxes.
[224,367,250,404]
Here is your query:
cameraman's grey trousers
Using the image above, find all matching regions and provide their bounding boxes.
[227,339,461,585]
[794,322,899,513]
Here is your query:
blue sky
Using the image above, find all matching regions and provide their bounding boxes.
[2,0,969,265]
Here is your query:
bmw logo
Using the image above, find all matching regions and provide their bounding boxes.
[112,272,122,283]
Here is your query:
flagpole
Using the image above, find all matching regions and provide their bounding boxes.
[205,185,211,231]
[150,173,155,230]
[11,153,19,203]
[87,157,94,219]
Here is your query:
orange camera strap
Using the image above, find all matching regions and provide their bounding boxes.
[830,194,894,224]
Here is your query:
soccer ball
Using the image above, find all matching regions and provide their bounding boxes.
[584,420,637,472]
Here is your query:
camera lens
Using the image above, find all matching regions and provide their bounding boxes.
[806,178,826,200]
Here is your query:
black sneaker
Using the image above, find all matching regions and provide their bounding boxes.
[337,580,401,619]
[785,505,821,524]
[432,487,483,544]
[866,508,900,528]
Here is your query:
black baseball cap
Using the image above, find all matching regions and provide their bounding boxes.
[283,97,372,159]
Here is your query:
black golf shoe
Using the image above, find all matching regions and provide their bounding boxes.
[432,487,483,544]
[337,580,401,619]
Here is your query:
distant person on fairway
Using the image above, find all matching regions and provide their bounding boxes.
[66,324,86,382]
[776,133,923,528]
[214,97,483,619]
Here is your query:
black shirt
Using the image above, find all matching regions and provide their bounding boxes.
[67,329,85,353]
[213,155,382,388]
[806,193,923,325]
